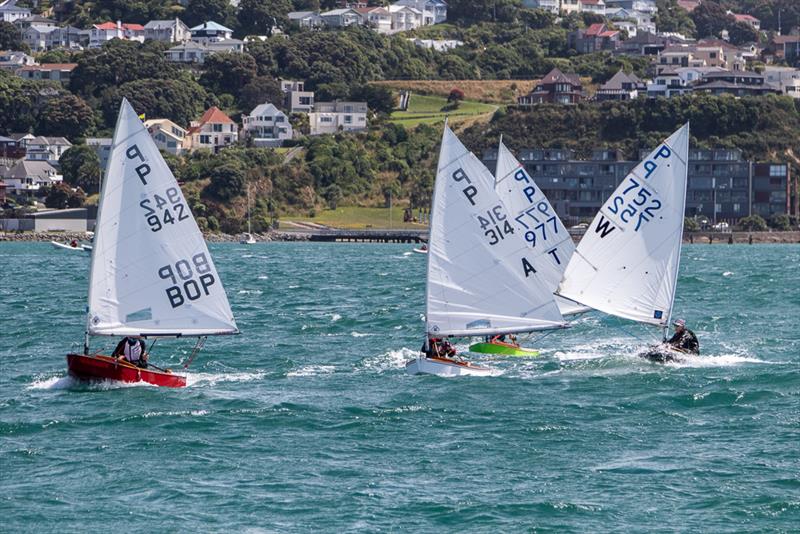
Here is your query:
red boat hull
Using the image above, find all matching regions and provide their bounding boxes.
[66,354,187,388]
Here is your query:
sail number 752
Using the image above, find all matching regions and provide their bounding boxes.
[140,187,189,232]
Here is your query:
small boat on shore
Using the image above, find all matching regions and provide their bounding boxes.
[67,99,238,388]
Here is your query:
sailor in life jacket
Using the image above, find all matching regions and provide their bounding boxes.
[112,337,149,368]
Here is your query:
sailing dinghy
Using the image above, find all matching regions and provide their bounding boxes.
[406,125,568,377]
[556,123,690,362]
[469,138,590,356]
[67,99,238,388]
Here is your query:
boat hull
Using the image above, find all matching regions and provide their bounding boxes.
[412,248,428,254]
[405,356,493,377]
[469,342,540,357]
[51,241,85,252]
[66,354,186,388]
[638,345,686,364]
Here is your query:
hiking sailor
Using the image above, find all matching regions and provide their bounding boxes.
[112,336,149,368]
[665,319,699,355]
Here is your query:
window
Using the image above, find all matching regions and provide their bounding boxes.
[344,115,352,124]
[275,116,284,123]
[200,135,211,144]
[770,165,787,176]
[213,124,222,132]
[299,97,311,105]
[320,117,333,123]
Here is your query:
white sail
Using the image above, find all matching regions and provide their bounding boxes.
[425,126,566,337]
[557,124,690,327]
[494,140,588,316]
[87,99,238,336]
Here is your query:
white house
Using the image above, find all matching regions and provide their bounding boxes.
[522,0,560,13]
[145,119,188,155]
[89,21,145,48]
[1,160,62,194]
[355,7,392,33]
[242,103,293,147]
[281,80,314,113]
[579,0,606,15]
[763,66,800,98]
[86,137,112,171]
[186,106,238,153]
[388,5,423,32]
[189,21,234,44]
[309,101,368,135]
[22,24,58,52]
[0,0,30,23]
[393,0,447,25]
[287,11,324,28]
[24,136,72,166]
[0,50,35,71]
[165,39,243,63]
[16,63,78,84]
[144,19,191,43]
[319,8,362,27]
[408,38,463,51]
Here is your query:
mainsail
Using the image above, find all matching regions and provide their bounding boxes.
[425,125,566,337]
[493,139,588,316]
[87,99,238,337]
[557,123,690,327]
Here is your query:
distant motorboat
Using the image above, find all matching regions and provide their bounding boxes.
[240,232,257,245]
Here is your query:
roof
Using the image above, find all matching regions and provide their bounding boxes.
[7,160,58,181]
[772,35,800,45]
[355,7,389,14]
[0,0,29,12]
[144,19,185,29]
[196,106,235,125]
[702,70,764,80]
[18,63,77,71]
[189,21,233,33]
[732,14,759,23]
[676,0,700,11]
[16,15,55,23]
[540,68,582,86]
[288,11,318,19]
[93,22,145,31]
[248,103,285,117]
[580,0,603,5]
[320,9,358,16]
[599,70,640,90]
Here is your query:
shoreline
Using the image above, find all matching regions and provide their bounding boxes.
[2,230,799,244]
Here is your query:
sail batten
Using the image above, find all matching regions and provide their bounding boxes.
[425,126,566,337]
[558,124,690,327]
[87,99,237,337]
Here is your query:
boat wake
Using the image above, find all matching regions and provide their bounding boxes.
[184,371,266,387]
[286,365,336,377]
[357,347,417,373]
[27,375,154,390]
[662,353,774,368]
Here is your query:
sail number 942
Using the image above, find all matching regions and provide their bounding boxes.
[139,187,189,232]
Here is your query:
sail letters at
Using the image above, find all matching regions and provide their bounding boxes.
[452,168,478,205]
[126,144,151,185]
[158,253,217,308]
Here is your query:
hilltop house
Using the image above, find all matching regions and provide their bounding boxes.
[86,138,112,171]
[288,11,324,28]
[23,136,72,165]
[355,7,392,33]
[0,0,30,23]
[0,50,35,71]
[595,70,645,100]
[186,106,238,153]
[569,23,620,53]
[89,21,145,47]
[730,13,760,31]
[145,119,188,155]
[281,80,315,113]
[0,160,62,194]
[393,0,447,24]
[17,63,77,84]
[389,5,423,32]
[319,8,362,27]
[165,38,243,64]
[763,66,800,98]
[690,70,781,97]
[189,21,233,43]
[518,68,585,105]
[144,19,191,43]
[308,101,368,135]
[242,103,293,147]
[579,0,606,15]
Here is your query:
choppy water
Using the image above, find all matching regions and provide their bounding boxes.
[1,242,798,532]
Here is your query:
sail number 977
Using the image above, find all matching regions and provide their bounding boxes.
[139,187,189,232]
[478,205,514,246]
[514,201,557,247]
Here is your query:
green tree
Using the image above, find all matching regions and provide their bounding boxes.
[0,71,37,134]
[240,75,285,112]
[204,163,247,201]
[684,216,700,232]
[769,213,791,230]
[36,94,95,141]
[183,0,237,29]
[199,52,258,98]
[447,0,521,23]
[238,0,293,36]
[59,145,103,194]
[0,21,25,50]
[690,1,732,38]
[45,182,86,209]
[728,21,759,45]
[349,84,395,114]
[738,214,768,231]
[655,0,696,37]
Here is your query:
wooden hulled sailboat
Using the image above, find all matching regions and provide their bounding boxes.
[406,125,568,377]
[66,99,238,388]
[557,123,690,361]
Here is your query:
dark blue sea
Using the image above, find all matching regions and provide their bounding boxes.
[1,242,798,531]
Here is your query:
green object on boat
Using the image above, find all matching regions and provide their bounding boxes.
[468,342,540,357]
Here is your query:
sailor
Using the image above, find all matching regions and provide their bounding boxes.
[112,336,149,368]
[665,319,699,355]
[422,337,456,359]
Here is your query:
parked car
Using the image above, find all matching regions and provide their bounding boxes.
[712,222,730,231]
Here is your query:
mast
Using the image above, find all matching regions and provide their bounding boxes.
[247,184,252,234]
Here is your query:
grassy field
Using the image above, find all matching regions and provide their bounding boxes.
[373,79,538,104]
[282,206,428,230]
[388,94,497,128]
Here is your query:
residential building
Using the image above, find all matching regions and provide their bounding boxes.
[569,23,620,53]
[408,38,463,51]
[86,137,112,171]
[691,70,781,97]
[319,8,361,27]
[518,68,585,105]
[560,0,581,14]
[13,15,56,30]
[646,68,690,97]
[355,7,392,33]
[595,70,645,100]
[89,21,145,47]
[288,11,324,28]
[389,5,423,32]
[308,101,368,135]
[676,0,699,12]
[393,0,448,25]
[145,119,188,155]
[24,136,72,166]
[605,0,657,33]
[0,50,35,71]
[763,66,800,98]
[579,0,606,16]
[522,0,560,14]
[730,13,760,31]
[0,160,62,194]
[242,103,293,147]
[481,146,792,224]
[769,35,800,66]
[22,24,57,52]
[186,106,238,153]
[16,63,78,84]
[190,21,234,43]
[0,0,30,23]
[144,19,191,43]
[281,80,315,113]
[164,39,243,63]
